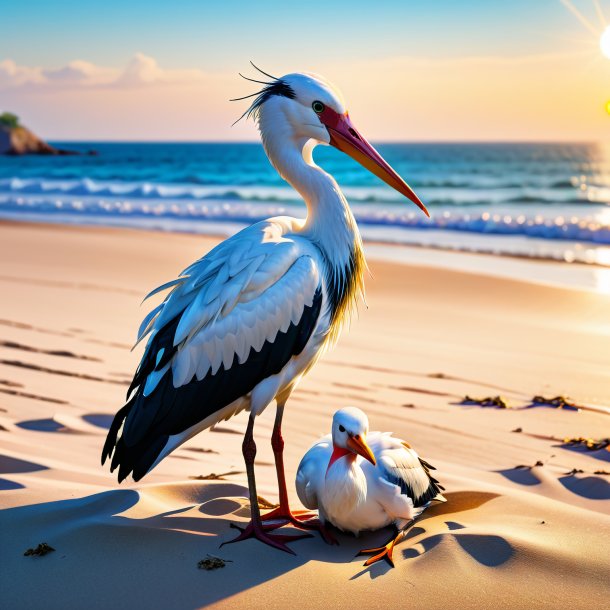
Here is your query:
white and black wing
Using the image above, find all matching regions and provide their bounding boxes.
[102,218,324,482]
[371,434,445,509]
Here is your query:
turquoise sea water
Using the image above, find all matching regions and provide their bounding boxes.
[1,142,609,265]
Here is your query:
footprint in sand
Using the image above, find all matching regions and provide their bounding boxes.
[16,414,102,434]
[0,454,48,474]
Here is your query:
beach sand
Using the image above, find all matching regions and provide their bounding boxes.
[0,221,608,609]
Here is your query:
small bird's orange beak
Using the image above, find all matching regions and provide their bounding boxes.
[318,106,429,217]
[346,434,376,465]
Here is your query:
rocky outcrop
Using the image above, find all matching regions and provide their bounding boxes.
[0,123,77,156]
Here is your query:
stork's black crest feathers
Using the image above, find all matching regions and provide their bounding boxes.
[231,62,295,125]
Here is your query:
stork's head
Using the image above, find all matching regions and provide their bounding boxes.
[331,407,376,465]
[234,66,428,216]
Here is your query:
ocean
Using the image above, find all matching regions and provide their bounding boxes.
[1,142,609,267]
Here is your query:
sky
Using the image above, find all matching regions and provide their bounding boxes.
[1,0,609,141]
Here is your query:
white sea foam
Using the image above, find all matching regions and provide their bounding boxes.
[1,177,609,267]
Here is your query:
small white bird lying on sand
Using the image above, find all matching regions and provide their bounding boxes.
[296,407,446,566]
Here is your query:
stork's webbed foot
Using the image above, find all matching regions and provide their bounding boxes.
[357,538,398,567]
[262,506,339,545]
[220,520,312,555]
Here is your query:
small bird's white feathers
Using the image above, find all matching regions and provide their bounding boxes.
[296,411,443,535]
[296,436,331,510]
[379,444,432,503]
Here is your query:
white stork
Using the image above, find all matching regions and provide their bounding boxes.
[296,407,446,566]
[102,64,429,554]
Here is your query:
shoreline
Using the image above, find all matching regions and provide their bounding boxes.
[2,218,609,295]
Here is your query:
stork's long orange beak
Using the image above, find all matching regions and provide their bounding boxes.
[346,434,376,466]
[318,107,429,217]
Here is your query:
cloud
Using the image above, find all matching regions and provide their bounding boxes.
[0,59,45,89]
[1,50,606,141]
[42,60,115,85]
[116,53,205,86]
[116,53,161,86]
[0,53,206,91]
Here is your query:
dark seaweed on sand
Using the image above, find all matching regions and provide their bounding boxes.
[562,437,610,451]
[24,543,55,557]
[514,460,544,470]
[189,471,242,481]
[532,395,580,410]
[463,395,509,408]
[198,555,232,570]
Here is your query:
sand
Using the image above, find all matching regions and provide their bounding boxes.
[0,221,608,610]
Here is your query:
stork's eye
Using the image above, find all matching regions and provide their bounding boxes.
[338,425,345,433]
[312,101,325,114]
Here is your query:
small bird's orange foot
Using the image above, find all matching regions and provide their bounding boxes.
[221,521,313,555]
[357,541,397,567]
[262,507,339,545]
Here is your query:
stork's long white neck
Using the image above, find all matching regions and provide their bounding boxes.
[261,128,359,258]
[258,109,366,329]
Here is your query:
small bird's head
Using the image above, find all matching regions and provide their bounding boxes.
[233,64,428,217]
[331,407,376,465]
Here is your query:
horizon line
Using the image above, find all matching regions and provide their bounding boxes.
[45,138,605,146]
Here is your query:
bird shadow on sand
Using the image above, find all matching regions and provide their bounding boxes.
[1,485,504,608]
[349,490,507,580]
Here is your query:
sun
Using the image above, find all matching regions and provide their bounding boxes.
[601,26,610,59]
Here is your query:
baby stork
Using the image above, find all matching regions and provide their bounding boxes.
[102,65,429,554]
[296,407,445,566]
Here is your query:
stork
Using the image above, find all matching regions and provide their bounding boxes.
[102,65,429,554]
[296,407,446,566]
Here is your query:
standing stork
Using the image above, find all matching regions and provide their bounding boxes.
[102,65,429,554]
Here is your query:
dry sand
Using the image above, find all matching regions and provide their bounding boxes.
[0,221,608,610]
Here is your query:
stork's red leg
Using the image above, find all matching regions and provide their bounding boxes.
[261,404,338,545]
[221,413,311,554]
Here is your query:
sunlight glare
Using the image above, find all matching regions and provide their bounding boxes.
[601,26,610,59]
[594,267,610,295]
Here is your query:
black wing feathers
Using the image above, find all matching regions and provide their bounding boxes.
[102,287,323,483]
[385,456,445,508]
[126,314,181,400]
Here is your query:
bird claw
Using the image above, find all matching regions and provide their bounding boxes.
[220,521,312,555]
[357,542,395,568]
[262,507,339,545]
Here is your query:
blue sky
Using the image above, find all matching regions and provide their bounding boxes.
[1,1,609,140]
[1,1,591,69]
